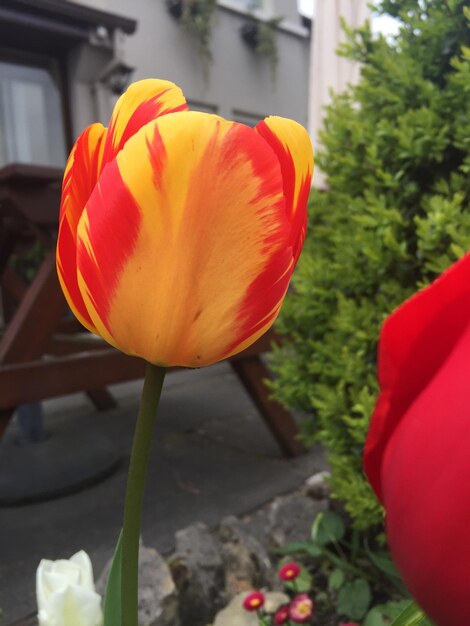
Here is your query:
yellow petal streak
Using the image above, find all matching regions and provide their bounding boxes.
[106,79,187,157]
[57,123,106,335]
[258,116,314,219]
[60,123,106,236]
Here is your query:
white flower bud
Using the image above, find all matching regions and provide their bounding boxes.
[36,551,103,626]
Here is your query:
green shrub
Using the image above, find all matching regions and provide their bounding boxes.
[270,0,470,529]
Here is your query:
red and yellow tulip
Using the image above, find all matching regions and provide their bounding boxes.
[57,79,313,367]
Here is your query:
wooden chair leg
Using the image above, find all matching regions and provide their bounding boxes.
[0,408,13,438]
[86,389,117,411]
[230,355,304,457]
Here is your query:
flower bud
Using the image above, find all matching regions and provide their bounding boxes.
[36,551,102,626]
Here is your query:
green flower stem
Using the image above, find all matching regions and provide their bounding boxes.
[322,546,373,582]
[121,363,166,626]
[350,527,360,563]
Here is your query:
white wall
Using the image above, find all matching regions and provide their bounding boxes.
[65,0,310,134]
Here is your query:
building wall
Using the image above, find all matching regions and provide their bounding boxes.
[65,0,310,135]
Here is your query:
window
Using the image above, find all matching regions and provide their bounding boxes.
[187,100,218,114]
[232,110,264,127]
[0,57,67,168]
[227,0,265,10]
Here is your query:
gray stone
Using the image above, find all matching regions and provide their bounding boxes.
[169,523,225,626]
[237,508,271,548]
[97,541,178,626]
[218,517,277,597]
[304,470,331,500]
[212,592,289,626]
[263,592,290,615]
[212,594,258,626]
[267,493,327,547]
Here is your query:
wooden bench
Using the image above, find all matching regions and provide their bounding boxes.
[0,163,303,456]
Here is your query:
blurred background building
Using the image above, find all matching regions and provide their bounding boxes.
[0,0,312,168]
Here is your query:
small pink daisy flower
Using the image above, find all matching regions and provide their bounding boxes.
[278,562,301,581]
[289,593,314,623]
[243,591,265,612]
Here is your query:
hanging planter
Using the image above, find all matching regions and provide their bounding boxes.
[240,16,282,81]
[240,19,259,49]
[166,0,183,19]
[166,0,217,78]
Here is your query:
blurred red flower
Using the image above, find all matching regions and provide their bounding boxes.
[243,591,265,612]
[274,604,290,624]
[289,593,314,623]
[278,562,301,581]
[364,253,470,626]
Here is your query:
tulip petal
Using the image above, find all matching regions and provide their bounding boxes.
[57,123,105,332]
[364,253,470,501]
[363,253,470,625]
[101,78,188,166]
[76,111,293,367]
[37,559,52,609]
[255,116,313,262]
[44,584,102,626]
[70,551,95,591]
[379,291,470,626]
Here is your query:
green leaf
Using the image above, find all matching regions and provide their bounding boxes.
[328,568,345,590]
[294,567,312,592]
[103,530,123,626]
[284,566,313,593]
[311,511,345,546]
[363,542,408,595]
[363,542,403,581]
[364,601,413,626]
[389,601,430,626]
[275,541,323,557]
[364,608,389,626]
[337,578,372,620]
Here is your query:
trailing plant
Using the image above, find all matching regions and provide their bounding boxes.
[257,17,282,80]
[269,0,470,530]
[240,15,282,81]
[180,0,217,75]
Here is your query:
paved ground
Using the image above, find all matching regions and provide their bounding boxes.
[0,363,326,624]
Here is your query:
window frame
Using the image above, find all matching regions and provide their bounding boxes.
[0,46,72,169]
